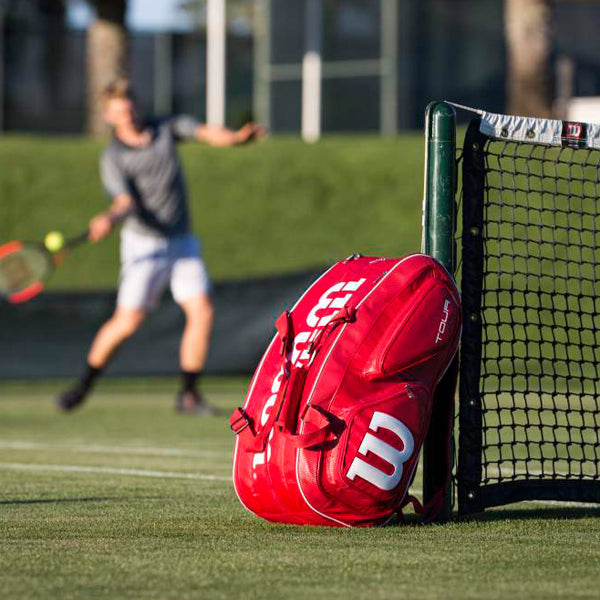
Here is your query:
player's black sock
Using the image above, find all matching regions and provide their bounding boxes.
[181,370,202,394]
[57,363,102,411]
[78,363,103,392]
[176,371,217,414]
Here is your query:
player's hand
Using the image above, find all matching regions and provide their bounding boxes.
[88,213,113,242]
[235,122,267,145]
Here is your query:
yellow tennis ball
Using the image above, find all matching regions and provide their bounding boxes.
[44,231,64,252]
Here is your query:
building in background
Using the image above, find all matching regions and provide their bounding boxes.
[0,0,599,135]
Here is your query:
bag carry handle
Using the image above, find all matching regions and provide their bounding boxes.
[276,310,294,357]
[229,310,295,449]
[230,306,355,452]
[281,404,339,449]
[250,310,297,450]
[230,395,337,451]
[275,367,307,433]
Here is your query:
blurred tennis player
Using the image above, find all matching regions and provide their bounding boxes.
[58,79,264,414]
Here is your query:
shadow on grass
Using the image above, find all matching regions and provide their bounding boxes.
[395,505,600,527]
[455,505,600,523]
[0,496,160,506]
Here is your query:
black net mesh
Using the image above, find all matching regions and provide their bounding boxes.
[458,118,600,512]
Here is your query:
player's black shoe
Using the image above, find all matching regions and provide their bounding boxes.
[176,390,218,415]
[56,385,89,412]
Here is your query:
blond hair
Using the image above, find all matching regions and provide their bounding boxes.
[100,78,135,107]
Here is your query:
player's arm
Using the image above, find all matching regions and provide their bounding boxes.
[90,151,134,242]
[88,193,134,242]
[193,122,265,147]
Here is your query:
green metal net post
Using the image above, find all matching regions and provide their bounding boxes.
[422,101,456,269]
[422,101,457,520]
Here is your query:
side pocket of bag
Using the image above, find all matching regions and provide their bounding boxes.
[363,278,461,385]
[299,383,432,524]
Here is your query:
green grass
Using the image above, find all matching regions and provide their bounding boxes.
[1,379,600,600]
[3,131,600,599]
[0,134,424,289]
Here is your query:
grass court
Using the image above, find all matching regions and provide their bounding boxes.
[1,132,600,598]
[1,377,599,600]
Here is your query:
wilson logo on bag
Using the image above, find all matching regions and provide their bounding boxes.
[230,254,461,527]
[346,412,414,491]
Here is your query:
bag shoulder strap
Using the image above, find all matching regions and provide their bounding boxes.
[398,356,459,524]
[230,306,356,452]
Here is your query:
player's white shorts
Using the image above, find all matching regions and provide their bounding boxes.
[117,228,211,310]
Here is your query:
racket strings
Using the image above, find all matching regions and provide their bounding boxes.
[0,245,52,296]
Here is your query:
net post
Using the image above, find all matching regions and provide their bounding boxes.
[422,101,457,521]
[422,101,456,268]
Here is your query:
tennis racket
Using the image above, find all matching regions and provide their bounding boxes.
[0,231,89,303]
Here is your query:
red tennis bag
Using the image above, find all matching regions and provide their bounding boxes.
[230,254,461,527]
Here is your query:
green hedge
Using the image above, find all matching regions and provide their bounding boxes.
[0,133,425,289]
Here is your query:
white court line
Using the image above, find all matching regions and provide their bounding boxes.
[0,462,232,482]
[0,441,228,459]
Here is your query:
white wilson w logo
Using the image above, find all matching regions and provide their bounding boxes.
[346,412,414,491]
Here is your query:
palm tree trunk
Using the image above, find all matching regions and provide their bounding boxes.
[504,0,553,118]
[87,1,128,136]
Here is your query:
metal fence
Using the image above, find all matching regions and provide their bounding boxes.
[1,0,600,135]
[1,26,253,133]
